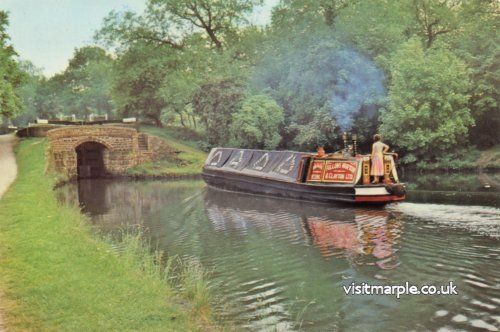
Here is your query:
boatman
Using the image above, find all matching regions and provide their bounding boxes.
[371,134,389,184]
[316,146,326,158]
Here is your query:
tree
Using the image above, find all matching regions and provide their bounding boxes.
[288,109,337,151]
[96,0,261,51]
[413,0,460,49]
[32,75,64,120]
[446,0,500,148]
[334,0,415,58]
[157,32,257,128]
[158,68,199,127]
[231,94,284,149]
[111,44,175,126]
[63,46,115,118]
[271,0,353,31]
[12,61,44,126]
[379,39,473,162]
[192,78,245,146]
[95,0,263,129]
[29,46,115,121]
[150,0,262,49]
[0,11,25,120]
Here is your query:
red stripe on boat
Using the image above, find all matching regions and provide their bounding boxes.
[355,195,406,203]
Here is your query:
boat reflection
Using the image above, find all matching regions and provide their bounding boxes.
[205,188,403,268]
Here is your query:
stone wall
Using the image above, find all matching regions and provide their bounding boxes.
[136,134,175,164]
[46,126,174,179]
[17,124,64,137]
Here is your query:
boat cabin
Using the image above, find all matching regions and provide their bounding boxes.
[205,148,400,187]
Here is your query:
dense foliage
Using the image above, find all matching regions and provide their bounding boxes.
[0,11,25,124]
[380,38,473,163]
[5,0,500,164]
[231,94,284,149]
[12,46,114,124]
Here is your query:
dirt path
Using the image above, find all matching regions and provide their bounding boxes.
[0,134,17,332]
[0,134,17,198]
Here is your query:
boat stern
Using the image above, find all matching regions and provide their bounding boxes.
[354,183,406,203]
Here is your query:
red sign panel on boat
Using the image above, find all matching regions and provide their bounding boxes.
[307,159,358,183]
[308,160,325,181]
[323,161,358,183]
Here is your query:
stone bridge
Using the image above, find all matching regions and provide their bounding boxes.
[47,126,172,179]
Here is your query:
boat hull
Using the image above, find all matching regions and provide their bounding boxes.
[202,167,405,204]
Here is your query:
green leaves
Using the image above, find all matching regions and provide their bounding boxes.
[380,38,473,162]
[29,46,114,122]
[96,0,262,51]
[0,11,25,119]
[192,78,245,146]
[231,94,284,149]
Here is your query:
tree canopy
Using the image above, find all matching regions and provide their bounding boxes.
[6,0,499,163]
[380,38,473,162]
[231,94,284,149]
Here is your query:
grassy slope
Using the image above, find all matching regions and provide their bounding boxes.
[415,145,500,171]
[0,138,210,331]
[477,145,500,169]
[126,126,207,177]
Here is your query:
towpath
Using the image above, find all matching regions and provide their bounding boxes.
[0,133,17,332]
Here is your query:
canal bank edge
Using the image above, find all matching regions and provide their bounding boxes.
[0,138,215,331]
[0,134,18,332]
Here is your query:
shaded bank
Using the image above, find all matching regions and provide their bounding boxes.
[0,138,214,331]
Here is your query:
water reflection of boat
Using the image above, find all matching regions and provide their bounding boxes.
[202,147,406,204]
[205,188,402,266]
[305,217,363,254]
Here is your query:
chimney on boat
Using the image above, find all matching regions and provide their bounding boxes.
[342,132,348,153]
[352,133,358,156]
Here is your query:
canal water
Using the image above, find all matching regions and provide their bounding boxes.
[56,173,500,331]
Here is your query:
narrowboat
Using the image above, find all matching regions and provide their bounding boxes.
[202,136,406,204]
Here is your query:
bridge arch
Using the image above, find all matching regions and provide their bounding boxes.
[71,137,113,150]
[75,141,108,178]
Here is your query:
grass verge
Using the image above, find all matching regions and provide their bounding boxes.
[0,138,214,331]
[126,126,207,178]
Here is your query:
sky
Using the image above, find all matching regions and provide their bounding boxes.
[2,0,278,77]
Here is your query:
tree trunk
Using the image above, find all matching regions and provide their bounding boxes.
[426,26,434,48]
[206,27,222,49]
[179,112,186,127]
[192,115,197,129]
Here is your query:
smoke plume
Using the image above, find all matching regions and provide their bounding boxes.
[254,40,387,132]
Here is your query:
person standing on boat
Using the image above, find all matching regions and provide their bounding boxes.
[371,134,389,184]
